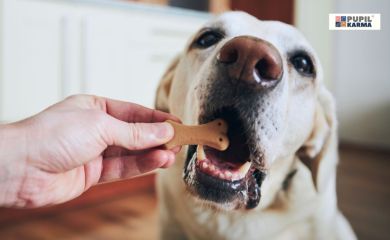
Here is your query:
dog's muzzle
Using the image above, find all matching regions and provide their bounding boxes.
[183,37,283,209]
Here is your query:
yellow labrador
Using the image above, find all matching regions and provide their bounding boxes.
[155,12,356,240]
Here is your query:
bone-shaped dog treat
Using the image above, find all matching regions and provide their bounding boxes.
[164,119,229,151]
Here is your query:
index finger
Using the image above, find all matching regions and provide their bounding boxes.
[103,97,181,123]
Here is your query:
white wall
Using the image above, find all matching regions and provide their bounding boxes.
[296,0,390,149]
[295,0,333,88]
[333,0,390,148]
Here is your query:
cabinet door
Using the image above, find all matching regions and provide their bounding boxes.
[82,10,207,108]
[1,0,66,122]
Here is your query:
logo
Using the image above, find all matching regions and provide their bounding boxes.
[329,14,380,30]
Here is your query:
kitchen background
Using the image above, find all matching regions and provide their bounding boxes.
[0,0,389,239]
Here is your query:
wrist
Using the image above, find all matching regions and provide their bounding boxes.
[0,122,28,207]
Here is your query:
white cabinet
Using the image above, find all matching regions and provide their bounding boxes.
[1,0,65,122]
[0,0,209,122]
[82,10,203,106]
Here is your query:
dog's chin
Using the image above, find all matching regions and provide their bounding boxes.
[183,107,266,210]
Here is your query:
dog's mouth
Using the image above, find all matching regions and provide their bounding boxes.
[183,107,266,210]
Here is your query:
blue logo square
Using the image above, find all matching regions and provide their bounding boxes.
[341,16,346,21]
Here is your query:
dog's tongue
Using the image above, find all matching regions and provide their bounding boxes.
[204,147,241,170]
[196,143,251,181]
[204,138,248,168]
[201,116,248,167]
[197,122,251,180]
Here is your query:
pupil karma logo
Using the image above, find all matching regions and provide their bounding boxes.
[336,16,372,27]
[329,14,381,30]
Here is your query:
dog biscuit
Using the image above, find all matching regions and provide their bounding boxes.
[164,119,229,151]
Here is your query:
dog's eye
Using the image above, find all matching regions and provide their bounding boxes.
[290,54,314,76]
[194,31,223,48]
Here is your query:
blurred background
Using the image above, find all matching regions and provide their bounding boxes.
[0,0,389,239]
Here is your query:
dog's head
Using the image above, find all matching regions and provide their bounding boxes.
[156,12,336,210]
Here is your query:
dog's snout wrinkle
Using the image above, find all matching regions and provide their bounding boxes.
[217,36,283,91]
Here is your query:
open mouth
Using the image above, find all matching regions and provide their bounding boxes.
[183,107,266,209]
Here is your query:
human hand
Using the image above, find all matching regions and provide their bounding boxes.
[0,95,179,208]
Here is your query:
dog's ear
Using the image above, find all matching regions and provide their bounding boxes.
[297,85,337,191]
[155,56,180,113]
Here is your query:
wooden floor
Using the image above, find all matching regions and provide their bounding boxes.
[0,188,158,240]
[0,145,389,240]
[337,145,390,240]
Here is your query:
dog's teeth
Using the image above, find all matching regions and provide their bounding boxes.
[202,161,208,169]
[225,171,232,180]
[238,161,251,175]
[232,173,239,181]
[209,164,216,172]
[196,145,206,160]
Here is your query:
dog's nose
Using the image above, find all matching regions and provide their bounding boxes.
[217,36,283,90]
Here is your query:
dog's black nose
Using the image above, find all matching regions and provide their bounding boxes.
[217,36,283,90]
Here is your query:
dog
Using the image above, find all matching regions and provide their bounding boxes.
[155,12,356,240]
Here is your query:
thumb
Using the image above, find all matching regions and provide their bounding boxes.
[104,116,174,150]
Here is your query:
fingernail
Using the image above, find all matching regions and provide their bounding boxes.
[165,152,175,167]
[171,146,181,153]
[169,151,175,162]
[156,122,174,140]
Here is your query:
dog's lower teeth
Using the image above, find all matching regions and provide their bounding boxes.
[225,171,232,179]
[202,161,208,169]
[210,165,216,171]
[232,173,239,181]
